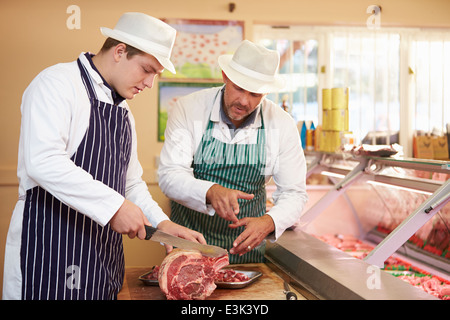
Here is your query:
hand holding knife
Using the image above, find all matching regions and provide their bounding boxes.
[144,225,227,258]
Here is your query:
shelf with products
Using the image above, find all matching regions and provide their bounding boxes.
[298,151,450,296]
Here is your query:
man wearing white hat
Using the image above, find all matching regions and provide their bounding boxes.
[3,12,205,300]
[158,40,308,264]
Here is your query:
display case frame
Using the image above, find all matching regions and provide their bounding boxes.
[301,151,450,270]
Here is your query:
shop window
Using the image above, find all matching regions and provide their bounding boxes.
[410,34,450,135]
[254,25,450,157]
[330,32,400,144]
[254,26,400,145]
[258,38,319,125]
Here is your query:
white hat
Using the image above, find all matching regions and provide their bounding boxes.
[100,12,177,74]
[218,40,285,94]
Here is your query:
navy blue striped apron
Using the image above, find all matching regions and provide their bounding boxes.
[19,59,132,300]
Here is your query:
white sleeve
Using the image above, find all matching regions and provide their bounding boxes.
[124,111,169,227]
[158,97,215,215]
[21,70,124,226]
[265,114,308,240]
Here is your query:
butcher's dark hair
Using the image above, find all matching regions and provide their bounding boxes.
[100,37,144,58]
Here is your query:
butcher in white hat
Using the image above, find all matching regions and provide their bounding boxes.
[3,12,206,300]
[159,40,308,264]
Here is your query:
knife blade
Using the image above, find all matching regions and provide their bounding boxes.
[144,225,228,258]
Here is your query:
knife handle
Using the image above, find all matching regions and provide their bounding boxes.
[144,225,157,240]
[286,291,298,300]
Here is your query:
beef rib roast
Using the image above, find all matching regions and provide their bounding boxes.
[158,249,229,300]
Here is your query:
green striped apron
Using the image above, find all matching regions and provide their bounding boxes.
[171,109,266,264]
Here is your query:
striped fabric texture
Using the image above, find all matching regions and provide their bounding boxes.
[19,59,132,300]
[171,113,267,264]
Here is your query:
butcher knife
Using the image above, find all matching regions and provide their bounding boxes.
[144,225,228,258]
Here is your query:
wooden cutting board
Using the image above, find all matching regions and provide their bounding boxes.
[118,263,303,300]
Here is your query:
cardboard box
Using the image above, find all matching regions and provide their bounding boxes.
[432,135,449,160]
[413,135,434,159]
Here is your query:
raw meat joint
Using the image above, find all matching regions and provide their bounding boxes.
[158,249,229,300]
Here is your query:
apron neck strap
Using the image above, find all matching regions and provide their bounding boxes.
[77,58,98,101]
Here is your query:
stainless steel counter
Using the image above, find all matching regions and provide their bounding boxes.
[265,229,438,300]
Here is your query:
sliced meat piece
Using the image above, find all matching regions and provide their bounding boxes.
[215,269,250,282]
[158,249,229,300]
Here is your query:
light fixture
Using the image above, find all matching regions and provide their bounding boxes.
[367,180,432,195]
[320,170,433,195]
[320,171,345,179]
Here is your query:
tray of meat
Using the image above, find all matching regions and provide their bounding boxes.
[214,269,262,289]
[139,266,262,289]
[139,266,160,286]
[345,144,399,157]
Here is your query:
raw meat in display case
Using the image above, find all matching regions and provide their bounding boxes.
[315,233,450,300]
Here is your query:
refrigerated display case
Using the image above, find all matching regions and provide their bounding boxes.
[265,151,449,300]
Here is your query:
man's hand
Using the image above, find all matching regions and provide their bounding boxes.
[157,220,207,254]
[206,184,254,223]
[228,215,275,256]
[110,199,149,239]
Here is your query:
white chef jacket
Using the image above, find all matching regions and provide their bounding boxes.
[3,53,169,299]
[158,86,308,240]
